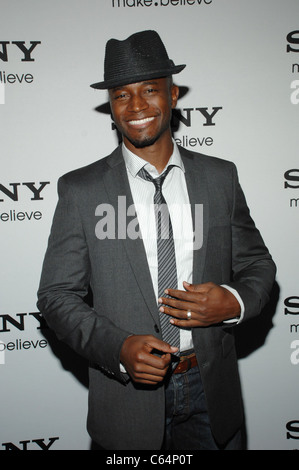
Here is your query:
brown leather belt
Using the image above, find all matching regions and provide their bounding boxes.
[173,352,197,374]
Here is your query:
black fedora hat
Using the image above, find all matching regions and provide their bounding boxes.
[90,30,186,90]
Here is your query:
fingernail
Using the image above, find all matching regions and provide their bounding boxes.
[158,297,162,303]
[159,306,164,312]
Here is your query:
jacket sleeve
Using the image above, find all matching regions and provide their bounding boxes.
[37,175,131,382]
[225,163,276,322]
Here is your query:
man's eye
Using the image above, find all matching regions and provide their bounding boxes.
[114,92,128,100]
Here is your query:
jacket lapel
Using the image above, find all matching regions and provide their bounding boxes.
[180,147,210,285]
[102,146,161,328]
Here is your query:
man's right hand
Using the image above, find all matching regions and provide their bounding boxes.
[120,335,178,385]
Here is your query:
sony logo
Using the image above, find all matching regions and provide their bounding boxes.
[111,106,223,131]
[172,107,223,127]
[0,312,47,333]
[284,170,299,189]
[286,421,299,440]
[286,31,299,53]
[2,437,59,450]
[284,297,299,315]
[0,182,50,202]
[0,41,41,62]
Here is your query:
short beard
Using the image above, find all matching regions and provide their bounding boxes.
[125,133,161,149]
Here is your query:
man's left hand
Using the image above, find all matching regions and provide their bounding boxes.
[158,281,241,328]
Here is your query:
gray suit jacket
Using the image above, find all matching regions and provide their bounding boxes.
[37,145,276,449]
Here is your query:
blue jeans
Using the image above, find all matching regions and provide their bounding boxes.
[164,365,242,450]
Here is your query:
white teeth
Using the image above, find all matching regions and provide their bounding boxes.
[129,117,155,126]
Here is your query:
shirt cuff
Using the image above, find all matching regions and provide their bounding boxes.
[221,284,245,324]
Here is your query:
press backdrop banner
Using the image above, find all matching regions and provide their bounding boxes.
[1,0,299,451]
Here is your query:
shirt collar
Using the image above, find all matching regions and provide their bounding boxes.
[122,141,185,179]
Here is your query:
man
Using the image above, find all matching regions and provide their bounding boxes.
[37,30,276,450]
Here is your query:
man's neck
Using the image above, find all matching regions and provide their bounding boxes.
[123,133,174,174]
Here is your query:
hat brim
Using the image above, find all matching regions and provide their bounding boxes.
[90,64,186,90]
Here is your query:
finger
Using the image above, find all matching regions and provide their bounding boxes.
[166,287,208,302]
[160,304,211,326]
[133,374,166,385]
[133,361,169,377]
[144,337,179,355]
[169,317,206,328]
[159,304,192,320]
[168,312,211,328]
[159,295,202,312]
[130,356,172,383]
[130,368,166,384]
[142,350,172,370]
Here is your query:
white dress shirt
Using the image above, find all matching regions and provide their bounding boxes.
[122,142,244,353]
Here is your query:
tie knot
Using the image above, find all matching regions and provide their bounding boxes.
[138,164,174,190]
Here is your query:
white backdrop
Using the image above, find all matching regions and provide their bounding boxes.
[1,0,299,451]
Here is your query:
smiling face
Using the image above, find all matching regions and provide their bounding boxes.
[108,77,179,151]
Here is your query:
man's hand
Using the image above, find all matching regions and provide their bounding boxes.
[120,335,178,385]
[158,282,241,328]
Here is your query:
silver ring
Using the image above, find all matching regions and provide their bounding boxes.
[187,310,192,320]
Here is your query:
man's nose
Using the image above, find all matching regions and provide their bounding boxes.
[127,93,148,112]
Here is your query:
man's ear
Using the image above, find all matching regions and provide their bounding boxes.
[171,85,179,109]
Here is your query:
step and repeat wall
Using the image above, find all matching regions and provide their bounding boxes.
[1,0,298,451]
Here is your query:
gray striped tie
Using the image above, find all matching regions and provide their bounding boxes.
[138,165,180,353]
